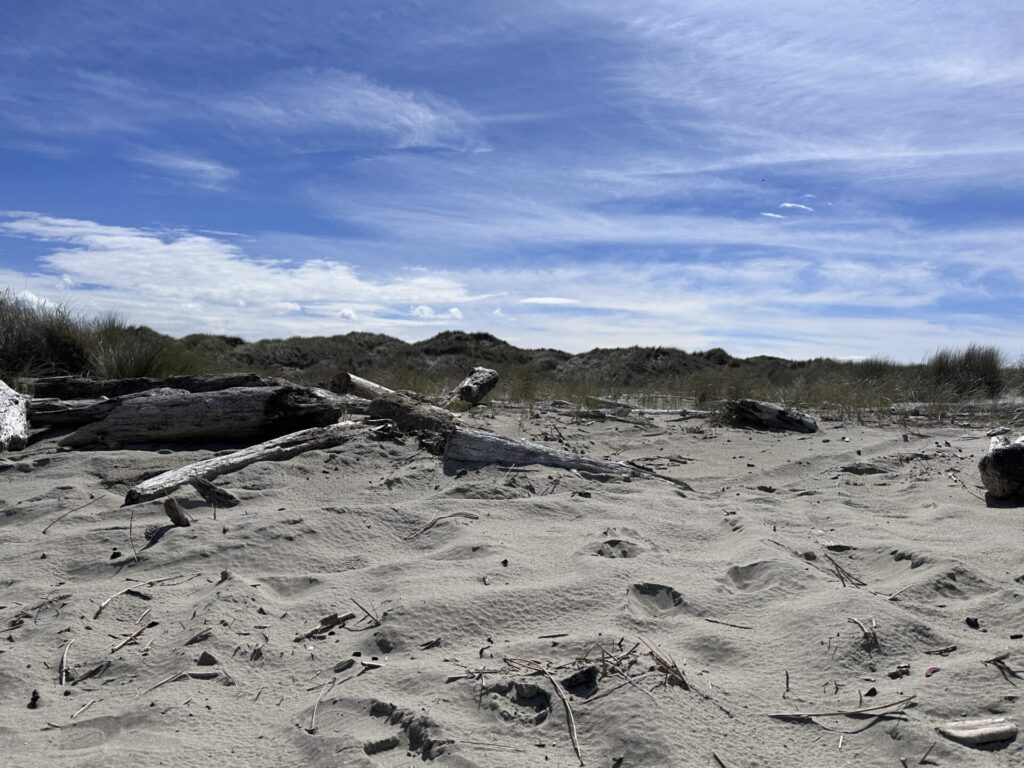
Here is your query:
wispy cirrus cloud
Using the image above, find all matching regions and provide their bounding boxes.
[218,69,483,151]
[128,148,238,189]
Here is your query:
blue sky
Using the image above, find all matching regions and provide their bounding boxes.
[2,1,1023,360]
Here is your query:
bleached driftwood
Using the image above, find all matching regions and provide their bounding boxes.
[979,434,1024,499]
[332,373,395,401]
[124,420,371,505]
[0,379,29,452]
[723,399,818,433]
[25,373,286,399]
[444,427,692,489]
[438,367,499,408]
[937,716,1018,746]
[61,386,349,447]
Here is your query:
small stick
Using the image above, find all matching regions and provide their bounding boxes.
[139,669,189,697]
[307,681,332,733]
[128,503,140,564]
[712,751,729,768]
[838,734,844,749]
[94,574,188,619]
[111,622,152,652]
[350,598,381,628]
[43,496,102,534]
[404,511,479,539]
[704,618,753,630]
[59,639,75,685]
[767,694,916,720]
[136,607,151,625]
[918,741,935,764]
[71,699,96,719]
[887,584,913,601]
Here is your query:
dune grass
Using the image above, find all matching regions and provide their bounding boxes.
[0,290,209,381]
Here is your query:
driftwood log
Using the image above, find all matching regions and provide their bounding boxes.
[28,390,367,428]
[444,427,692,489]
[979,435,1024,499]
[439,367,499,408]
[369,390,457,434]
[332,373,395,401]
[723,399,818,433]
[24,372,286,399]
[61,386,351,447]
[0,379,29,451]
[124,420,372,505]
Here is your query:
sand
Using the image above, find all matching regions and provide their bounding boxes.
[1,405,1022,766]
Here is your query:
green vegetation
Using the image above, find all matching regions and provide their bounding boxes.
[1,293,1016,424]
[0,290,209,380]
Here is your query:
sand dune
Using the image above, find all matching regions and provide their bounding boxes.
[2,406,1022,766]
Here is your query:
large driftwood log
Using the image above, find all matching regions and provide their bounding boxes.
[124,420,371,505]
[438,367,499,408]
[369,390,458,434]
[0,379,29,451]
[24,372,286,399]
[29,389,368,428]
[61,386,349,447]
[979,435,1024,499]
[723,399,818,433]
[444,427,692,489]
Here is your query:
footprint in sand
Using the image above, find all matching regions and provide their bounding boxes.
[627,582,686,618]
[481,680,552,726]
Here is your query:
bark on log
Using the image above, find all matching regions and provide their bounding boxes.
[61,386,349,447]
[368,390,458,434]
[444,427,692,489]
[332,373,396,401]
[978,435,1024,499]
[722,399,818,433]
[0,379,29,452]
[124,420,370,505]
[28,397,110,426]
[438,367,499,408]
[30,389,368,428]
[24,372,286,399]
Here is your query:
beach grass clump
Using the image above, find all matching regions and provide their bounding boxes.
[926,344,1004,399]
[0,290,208,380]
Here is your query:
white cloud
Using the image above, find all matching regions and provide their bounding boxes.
[448,307,463,319]
[780,202,814,212]
[129,149,238,189]
[338,307,358,320]
[520,297,579,305]
[219,69,482,150]
[760,212,785,219]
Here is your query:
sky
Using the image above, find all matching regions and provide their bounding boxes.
[2,1,1023,360]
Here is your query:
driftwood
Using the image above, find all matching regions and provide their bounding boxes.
[368,390,458,434]
[723,399,817,433]
[124,420,371,505]
[0,379,29,451]
[937,716,1018,746]
[29,390,368,428]
[979,435,1024,499]
[62,386,350,447]
[332,372,395,401]
[24,372,287,399]
[444,427,692,489]
[439,367,499,408]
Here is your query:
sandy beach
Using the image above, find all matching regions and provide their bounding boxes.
[1,404,1021,767]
